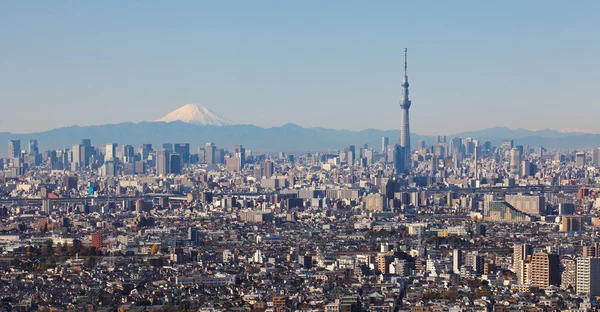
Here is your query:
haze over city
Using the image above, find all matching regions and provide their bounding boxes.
[2,1,600,135]
[4,2,600,312]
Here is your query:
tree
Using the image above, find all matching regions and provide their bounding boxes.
[151,244,160,255]
[72,239,82,254]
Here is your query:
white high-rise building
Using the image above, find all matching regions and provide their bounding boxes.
[577,257,600,296]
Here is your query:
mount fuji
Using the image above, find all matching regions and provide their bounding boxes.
[156,103,236,126]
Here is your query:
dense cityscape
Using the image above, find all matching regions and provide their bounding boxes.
[2,50,600,312]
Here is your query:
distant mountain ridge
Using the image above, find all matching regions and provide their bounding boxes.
[1,124,600,157]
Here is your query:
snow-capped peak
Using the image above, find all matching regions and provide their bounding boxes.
[156,104,235,126]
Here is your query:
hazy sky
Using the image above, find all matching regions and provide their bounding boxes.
[1,1,599,135]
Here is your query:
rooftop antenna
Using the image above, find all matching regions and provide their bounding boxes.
[404,48,408,76]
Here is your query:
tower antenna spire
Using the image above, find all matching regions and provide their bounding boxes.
[404,48,407,76]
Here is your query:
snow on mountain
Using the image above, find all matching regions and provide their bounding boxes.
[156,104,236,126]
[560,128,599,134]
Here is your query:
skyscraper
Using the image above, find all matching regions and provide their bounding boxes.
[8,140,21,158]
[510,148,521,177]
[105,143,117,161]
[28,139,39,155]
[399,48,412,172]
[174,143,190,164]
[381,137,389,154]
[593,148,600,166]
[205,143,216,165]
[156,149,170,176]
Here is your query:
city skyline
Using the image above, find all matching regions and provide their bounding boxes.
[2,1,600,134]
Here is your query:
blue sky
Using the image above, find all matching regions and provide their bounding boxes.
[1,1,599,135]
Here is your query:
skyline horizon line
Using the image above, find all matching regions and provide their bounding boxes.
[2,116,600,137]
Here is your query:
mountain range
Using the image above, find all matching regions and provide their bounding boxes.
[1,104,599,156]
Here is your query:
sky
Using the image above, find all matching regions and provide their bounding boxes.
[1,1,599,135]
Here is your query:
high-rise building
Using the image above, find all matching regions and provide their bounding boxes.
[174,143,190,164]
[162,143,173,153]
[399,48,412,172]
[576,152,586,167]
[592,148,600,166]
[510,148,521,177]
[71,144,82,169]
[8,140,20,158]
[382,137,389,154]
[28,139,39,155]
[156,149,170,175]
[560,215,584,232]
[264,159,274,178]
[80,139,91,147]
[505,194,545,216]
[561,258,577,290]
[452,249,462,273]
[139,144,152,160]
[105,143,117,161]
[474,146,480,179]
[233,145,246,168]
[514,244,532,276]
[530,252,560,287]
[393,145,405,174]
[577,257,600,296]
[170,153,182,174]
[205,143,216,164]
[91,232,104,250]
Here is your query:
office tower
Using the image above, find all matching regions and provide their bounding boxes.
[122,145,135,162]
[156,149,170,175]
[510,148,521,177]
[226,155,242,172]
[215,148,225,164]
[72,144,82,169]
[174,143,190,164]
[162,143,173,153]
[393,144,405,174]
[8,140,20,158]
[382,137,389,154]
[169,153,182,174]
[452,249,462,273]
[28,139,39,155]
[577,257,600,296]
[105,143,117,161]
[592,148,600,166]
[80,145,93,168]
[139,144,152,160]
[576,152,586,167]
[474,146,480,179]
[233,145,246,168]
[205,143,216,164]
[399,48,412,172]
[264,159,274,178]
[80,139,91,147]
[530,252,560,287]
[101,160,117,177]
[505,194,545,216]
[521,160,533,177]
[63,175,78,191]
